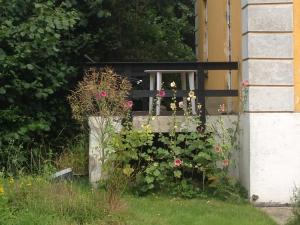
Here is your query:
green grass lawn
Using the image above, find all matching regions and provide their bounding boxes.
[0,177,277,225]
[120,195,277,225]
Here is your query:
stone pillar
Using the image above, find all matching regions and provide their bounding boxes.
[240,0,300,204]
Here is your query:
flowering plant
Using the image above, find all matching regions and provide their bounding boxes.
[68,68,133,210]
[68,67,132,121]
[107,81,241,199]
[240,80,249,111]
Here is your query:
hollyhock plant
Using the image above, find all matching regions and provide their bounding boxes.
[100,91,107,97]
[223,159,229,167]
[170,103,176,111]
[188,90,196,99]
[124,100,133,109]
[170,81,176,88]
[218,104,225,113]
[215,145,222,153]
[241,80,249,88]
[158,90,166,97]
[95,92,102,101]
[174,158,182,167]
[178,101,184,109]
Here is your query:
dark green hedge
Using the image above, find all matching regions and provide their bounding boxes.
[0,0,195,172]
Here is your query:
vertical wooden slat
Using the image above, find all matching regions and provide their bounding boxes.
[195,0,241,113]
[230,0,242,112]
[196,0,207,61]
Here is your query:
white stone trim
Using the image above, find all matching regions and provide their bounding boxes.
[242,60,294,85]
[246,86,294,112]
[242,4,293,33]
[242,33,293,59]
[242,0,293,8]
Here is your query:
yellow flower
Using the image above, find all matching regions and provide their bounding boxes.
[9,177,14,184]
[170,81,176,88]
[188,91,196,99]
[170,103,177,111]
[0,185,4,195]
[141,124,152,133]
[123,165,134,177]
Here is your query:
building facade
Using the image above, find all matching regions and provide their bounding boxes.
[196,0,300,204]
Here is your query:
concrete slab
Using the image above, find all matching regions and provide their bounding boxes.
[260,207,293,225]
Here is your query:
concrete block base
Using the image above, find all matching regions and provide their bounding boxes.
[240,113,300,204]
[89,115,239,183]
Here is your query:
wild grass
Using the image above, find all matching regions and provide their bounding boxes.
[0,176,277,225]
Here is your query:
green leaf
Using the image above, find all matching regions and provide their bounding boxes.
[197,152,212,160]
[26,64,34,70]
[97,10,105,18]
[174,170,182,178]
[145,176,154,184]
[153,169,160,177]
[0,48,6,60]
[0,88,6,94]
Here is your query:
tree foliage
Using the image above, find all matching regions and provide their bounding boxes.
[0,0,195,172]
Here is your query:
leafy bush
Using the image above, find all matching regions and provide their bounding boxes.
[0,0,195,174]
[0,0,80,173]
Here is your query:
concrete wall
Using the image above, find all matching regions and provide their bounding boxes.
[90,115,239,183]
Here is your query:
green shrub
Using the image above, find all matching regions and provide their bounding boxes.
[0,0,195,174]
[0,0,80,173]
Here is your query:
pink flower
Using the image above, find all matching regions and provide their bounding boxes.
[223,159,229,167]
[100,91,107,97]
[241,80,249,88]
[218,104,225,113]
[95,92,102,100]
[215,145,222,153]
[124,100,133,109]
[174,159,182,167]
[158,90,166,97]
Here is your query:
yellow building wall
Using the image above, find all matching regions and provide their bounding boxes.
[196,0,241,113]
[295,1,300,111]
